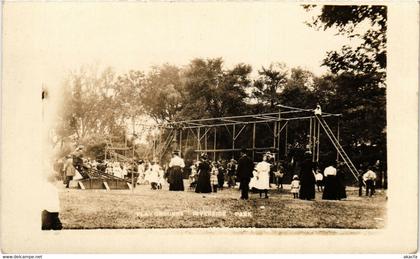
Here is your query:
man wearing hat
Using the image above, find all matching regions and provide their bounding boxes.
[168,150,185,191]
[226,158,237,188]
[236,148,254,200]
[72,145,86,177]
[62,155,76,188]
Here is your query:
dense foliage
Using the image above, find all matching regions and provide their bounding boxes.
[53,5,386,169]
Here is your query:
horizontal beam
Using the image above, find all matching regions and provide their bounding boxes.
[106,147,131,151]
[254,115,278,120]
[194,147,279,153]
[166,109,341,126]
[134,108,342,129]
[180,114,340,129]
[166,112,285,125]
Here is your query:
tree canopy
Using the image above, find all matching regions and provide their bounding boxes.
[304,5,387,85]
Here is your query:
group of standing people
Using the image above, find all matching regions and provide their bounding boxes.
[137,160,165,190]
[57,144,378,202]
[191,148,275,200]
[291,152,378,201]
[190,156,229,193]
[165,148,272,199]
[193,153,240,194]
[289,152,348,201]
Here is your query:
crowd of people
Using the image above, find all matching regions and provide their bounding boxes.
[44,108,384,231]
[55,144,380,201]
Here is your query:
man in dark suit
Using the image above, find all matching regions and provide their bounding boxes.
[236,148,254,200]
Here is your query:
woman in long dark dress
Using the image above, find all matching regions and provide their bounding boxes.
[322,161,338,200]
[217,162,225,189]
[299,152,316,200]
[195,154,212,193]
[336,162,347,200]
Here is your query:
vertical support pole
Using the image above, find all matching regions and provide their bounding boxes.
[232,124,236,158]
[337,118,340,162]
[285,123,288,157]
[317,118,320,162]
[204,128,208,151]
[312,117,316,162]
[131,145,135,192]
[197,128,200,161]
[213,127,217,161]
[273,121,277,149]
[179,129,182,157]
[277,110,281,160]
[277,125,281,161]
[252,123,256,161]
[309,117,313,151]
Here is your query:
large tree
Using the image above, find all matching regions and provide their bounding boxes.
[180,58,252,120]
[55,66,142,147]
[141,64,184,123]
[252,62,288,110]
[304,5,387,85]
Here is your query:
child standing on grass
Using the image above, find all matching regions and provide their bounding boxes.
[290,175,300,199]
[210,162,219,193]
[315,169,324,192]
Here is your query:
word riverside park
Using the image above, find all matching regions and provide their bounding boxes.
[136,210,252,218]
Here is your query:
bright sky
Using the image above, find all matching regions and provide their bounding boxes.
[4,2,355,86]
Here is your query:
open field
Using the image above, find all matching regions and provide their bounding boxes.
[59,181,386,229]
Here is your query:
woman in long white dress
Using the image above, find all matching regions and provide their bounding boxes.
[149,161,161,190]
[253,155,271,198]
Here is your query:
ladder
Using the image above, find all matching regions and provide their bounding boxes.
[315,115,359,182]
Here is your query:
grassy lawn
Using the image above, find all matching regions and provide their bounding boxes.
[59,181,386,229]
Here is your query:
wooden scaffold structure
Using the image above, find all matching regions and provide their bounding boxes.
[153,104,359,182]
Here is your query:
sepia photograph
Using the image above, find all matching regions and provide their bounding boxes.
[1,0,418,254]
[42,3,387,230]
